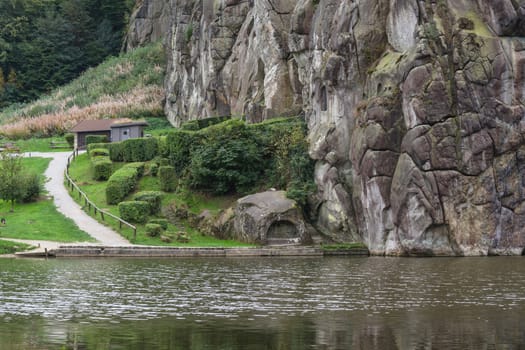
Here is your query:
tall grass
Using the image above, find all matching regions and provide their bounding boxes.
[0,42,166,139]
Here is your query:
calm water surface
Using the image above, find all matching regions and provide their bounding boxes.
[0,256,524,349]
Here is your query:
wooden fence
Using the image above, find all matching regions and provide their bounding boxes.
[65,150,137,240]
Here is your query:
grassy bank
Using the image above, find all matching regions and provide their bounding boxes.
[0,42,165,139]
[67,153,250,247]
[0,157,94,243]
[0,240,34,254]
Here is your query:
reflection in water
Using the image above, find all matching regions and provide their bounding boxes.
[0,257,524,349]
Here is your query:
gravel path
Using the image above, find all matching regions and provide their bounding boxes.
[25,152,130,247]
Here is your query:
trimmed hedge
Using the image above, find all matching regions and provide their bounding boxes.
[157,136,168,158]
[149,163,159,176]
[166,130,202,174]
[125,162,145,177]
[105,166,139,204]
[85,135,108,146]
[87,142,110,153]
[108,142,125,162]
[89,148,110,158]
[148,218,169,230]
[118,201,149,223]
[133,191,162,215]
[180,116,231,131]
[109,138,158,162]
[91,156,113,181]
[145,223,163,237]
[158,165,176,192]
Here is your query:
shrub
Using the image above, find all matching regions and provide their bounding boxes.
[118,201,149,223]
[160,233,174,243]
[157,136,168,157]
[148,218,169,230]
[20,173,41,202]
[87,142,110,153]
[125,162,145,177]
[188,119,264,194]
[180,116,231,131]
[176,231,190,243]
[64,133,74,147]
[85,135,108,146]
[180,120,199,131]
[133,191,162,215]
[108,142,125,162]
[121,137,158,162]
[91,156,113,181]
[106,167,139,204]
[158,165,177,192]
[89,148,110,158]
[145,223,163,237]
[168,117,315,203]
[149,162,159,176]
[166,130,202,174]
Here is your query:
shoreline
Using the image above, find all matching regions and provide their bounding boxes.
[14,245,371,258]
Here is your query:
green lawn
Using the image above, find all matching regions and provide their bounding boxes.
[0,240,34,254]
[15,137,73,152]
[0,157,94,243]
[67,153,251,246]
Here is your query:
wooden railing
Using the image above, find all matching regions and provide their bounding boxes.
[65,150,137,240]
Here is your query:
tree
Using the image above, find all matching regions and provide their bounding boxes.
[0,151,25,212]
[0,67,4,95]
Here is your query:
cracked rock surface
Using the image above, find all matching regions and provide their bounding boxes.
[129,0,525,256]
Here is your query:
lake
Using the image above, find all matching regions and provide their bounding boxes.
[0,256,524,349]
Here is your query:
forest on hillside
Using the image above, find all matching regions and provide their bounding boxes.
[0,0,134,109]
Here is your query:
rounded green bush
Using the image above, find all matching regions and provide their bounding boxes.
[149,163,159,176]
[148,218,169,230]
[106,167,139,204]
[92,156,113,181]
[87,142,110,153]
[89,148,110,158]
[118,201,150,224]
[133,191,163,214]
[159,165,177,192]
[145,223,163,237]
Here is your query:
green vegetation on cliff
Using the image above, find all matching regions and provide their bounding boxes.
[0,41,165,139]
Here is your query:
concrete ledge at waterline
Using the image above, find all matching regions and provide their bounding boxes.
[45,246,325,258]
[15,245,371,258]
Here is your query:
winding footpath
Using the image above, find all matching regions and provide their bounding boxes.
[1,152,130,253]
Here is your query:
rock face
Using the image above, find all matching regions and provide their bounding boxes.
[233,191,310,245]
[136,0,525,255]
[125,0,171,50]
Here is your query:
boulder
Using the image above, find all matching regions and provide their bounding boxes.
[233,191,310,245]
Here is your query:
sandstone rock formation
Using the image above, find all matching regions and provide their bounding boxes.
[131,0,525,255]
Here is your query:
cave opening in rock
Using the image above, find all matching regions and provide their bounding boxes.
[267,220,299,243]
